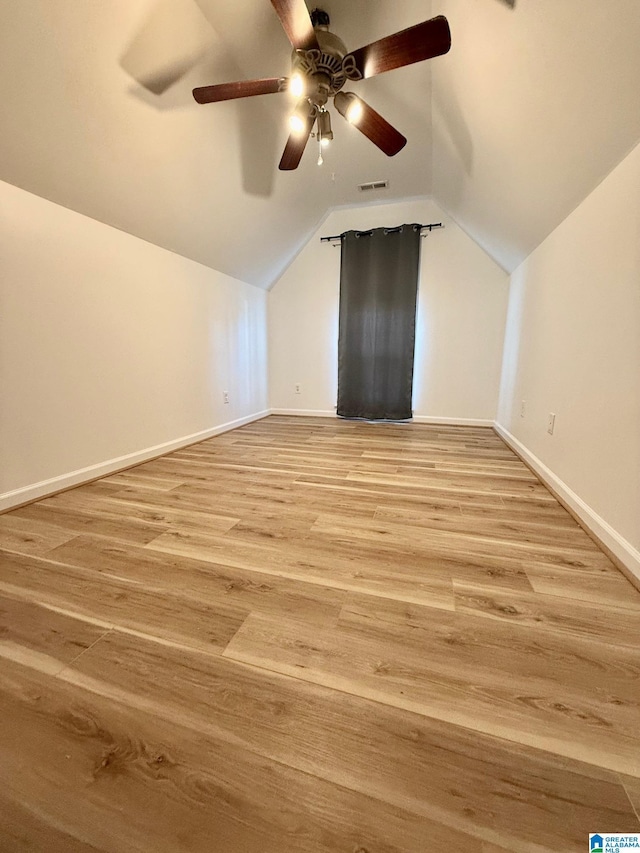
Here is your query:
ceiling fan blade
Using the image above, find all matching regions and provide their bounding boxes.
[279,107,316,170]
[193,77,287,104]
[343,15,451,80]
[334,93,406,157]
[270,0,320,51]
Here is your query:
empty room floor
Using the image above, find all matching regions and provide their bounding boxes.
[0,415,639,852]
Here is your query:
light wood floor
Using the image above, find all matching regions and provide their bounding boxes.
[1,416,639,852]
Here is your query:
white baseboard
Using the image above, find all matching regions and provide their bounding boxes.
[269,408,337,417]
[0,410,270,513]
[412,416,494,427]
[269,409,493,427]
[494,422,640,587]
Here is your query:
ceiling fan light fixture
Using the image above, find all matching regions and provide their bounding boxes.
[289,73,305,98]
[289,114,306,134]
[334,91,363,126]
[346,98,363,125]
[289,100,311,135]
[317,109,333,145]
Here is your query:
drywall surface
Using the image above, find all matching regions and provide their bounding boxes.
[498,140,640,559]
[0,180,268,505]
[268,198,509,421]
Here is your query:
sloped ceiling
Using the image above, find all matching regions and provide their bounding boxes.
[1,0,639,288]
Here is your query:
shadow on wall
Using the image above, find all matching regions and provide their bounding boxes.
[496,267,524,427]
[237,97,281,198]
[431,82,474,208]
[120,0,217,98]
[411,281,432,410]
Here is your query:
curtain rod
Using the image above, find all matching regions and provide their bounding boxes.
[320,223,444,243]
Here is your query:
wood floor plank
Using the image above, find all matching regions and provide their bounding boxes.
[0,591,108,673]
[366,464,545,491]
[361,448,528,470]
[75,479,129,496]
[337,598,640,700]
[145,528,457,608]
[219,507,320,543]
[294,472,569,518]
[310,524,543,588]
[345,469,553,498]
[45,535,347,625]
[223,609,640,776]
[453,581,640,647]
[41,488,241,534]
[0,513,78,557]
[527,564,640,609]
[458,497,578,524]
[0,549,248,655]
[170,480,400,520]
[176,446,404,478]
[373,502,588,546]
[138,456,298,486]
[164,479,302,514]
[94,483,255,517]
[0,790,105,853]
[0,656,486,853]
[101,470,188,491]
[10,502,168,545]
[311,511,613,566]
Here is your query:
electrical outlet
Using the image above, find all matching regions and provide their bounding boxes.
[547,412,556,434]
[520,400,526,418]
[223,391,229,404]
[295,384,301,394]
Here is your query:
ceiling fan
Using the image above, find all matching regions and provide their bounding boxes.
[192,0,451,171]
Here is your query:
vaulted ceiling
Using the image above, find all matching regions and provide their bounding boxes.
[1,0,639,288]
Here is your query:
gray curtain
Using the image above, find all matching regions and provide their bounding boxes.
[337,224,422,420]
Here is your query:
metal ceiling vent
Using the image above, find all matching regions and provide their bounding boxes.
[357,180,389,191]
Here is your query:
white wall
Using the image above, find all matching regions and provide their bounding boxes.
[268,198,509,423]
[0,181,268,508]
[497,141,640,574]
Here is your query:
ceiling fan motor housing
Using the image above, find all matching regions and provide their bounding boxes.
[292,26,348,104]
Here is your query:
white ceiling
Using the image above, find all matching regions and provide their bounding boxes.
[1,0,639,288]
